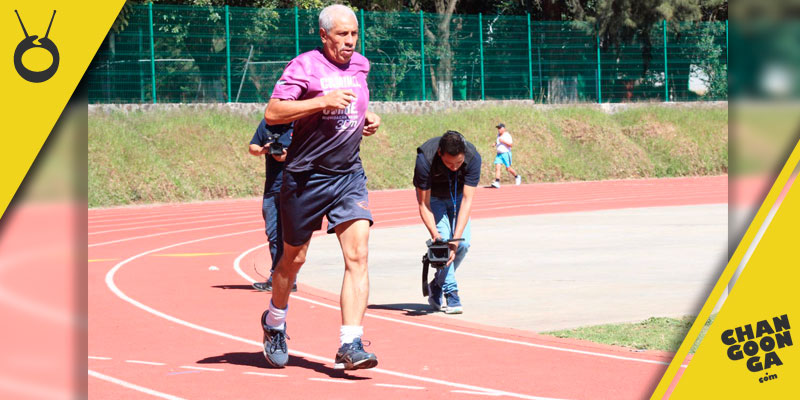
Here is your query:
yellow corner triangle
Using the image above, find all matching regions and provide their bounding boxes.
[1,1,125,219]
[652,139,800,398]
[671,166,799,397]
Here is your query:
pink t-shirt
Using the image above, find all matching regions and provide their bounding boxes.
[270,48,370,174]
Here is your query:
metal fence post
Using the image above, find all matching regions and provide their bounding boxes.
[225,5,231,103]
[419,10,426,101]
[596,30,602,103]
[148,2,156,104]
[537,33,543,98]
[663,19,669,102]
[527,13,533,100]
[479,13,485,101]
[138,28,145,103]
[359,9,365,55]
[294,6,300,56]
[725,20,728,65]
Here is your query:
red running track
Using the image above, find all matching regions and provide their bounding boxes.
[88,176,726,400]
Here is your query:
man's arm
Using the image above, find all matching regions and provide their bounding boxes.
[416,188,441,241]
[264,90,357,125]
[498,134,513,147]
[248,144,287,162]
[249,144,267,156]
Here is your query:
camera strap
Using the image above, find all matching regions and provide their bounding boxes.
[422,254,430,297]
[448,170,458,236]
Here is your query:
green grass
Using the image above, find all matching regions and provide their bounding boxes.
[542,314,718,353]
[729,104,800,175]
[89,104,728,207]
[543,316,695,352]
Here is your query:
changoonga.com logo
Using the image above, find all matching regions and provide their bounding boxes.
[721,314,793,383]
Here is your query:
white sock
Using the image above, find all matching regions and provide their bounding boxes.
[265,301,287,330]
[340,325,363,346]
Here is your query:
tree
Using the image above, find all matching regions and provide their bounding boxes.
[408,0,460,101]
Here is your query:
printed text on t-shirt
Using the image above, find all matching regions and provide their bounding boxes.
[321,74,361,131]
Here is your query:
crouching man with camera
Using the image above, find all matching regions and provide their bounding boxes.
[413,131,481,314]
[248,119,297,292]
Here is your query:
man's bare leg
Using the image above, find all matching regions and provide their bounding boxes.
[271,240,311,309]
[495,163,502,181]
[262,240,310,368]
[335,219,370,326]
[332,218,377,370]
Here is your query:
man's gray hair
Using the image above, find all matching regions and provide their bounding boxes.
[319,4,357,33]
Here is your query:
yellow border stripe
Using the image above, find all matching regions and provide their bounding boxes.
[650,138,800,399]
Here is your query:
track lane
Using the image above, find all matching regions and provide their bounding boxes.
[89,176,726,399]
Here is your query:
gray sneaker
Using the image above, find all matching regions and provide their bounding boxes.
[333,338,378,370]
[261,310,289,367]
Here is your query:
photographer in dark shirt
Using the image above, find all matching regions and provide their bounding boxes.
[413,131,481,314]
[248,119,296,292]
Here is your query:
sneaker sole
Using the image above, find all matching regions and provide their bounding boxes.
[333,357,379,370]
[445,307,463,314]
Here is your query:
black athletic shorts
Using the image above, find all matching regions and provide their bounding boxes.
[280,169,373,246]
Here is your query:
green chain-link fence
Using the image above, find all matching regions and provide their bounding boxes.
[88,4,727,104]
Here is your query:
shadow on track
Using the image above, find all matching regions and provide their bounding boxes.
[197,352,370,380]
[368,303,438,316]
[211,284,258,290]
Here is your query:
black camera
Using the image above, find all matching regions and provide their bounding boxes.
[421,238,463,296]
[425,238,453,268]
[266,132,285,156]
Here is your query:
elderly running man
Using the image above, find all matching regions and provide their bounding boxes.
[259,4,381,371]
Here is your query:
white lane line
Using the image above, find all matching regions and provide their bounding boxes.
[308,378,354,384]
[89,356,112,360]
[89,222,260,247]
[88,203,255,225]
[89,209,254,231]
[88,369,185,400]
[242,371,288,378]
[105,229,566,400]
[452,390,504,396]
[126,360,166,366]
[90,213,254,235]
[374,383,425,390]
[233,243,669,366]
[0,244,77,326]
[179,366,224,372]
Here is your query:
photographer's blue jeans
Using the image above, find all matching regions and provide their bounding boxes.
[430,195,471,294]
[261,193,283,272]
